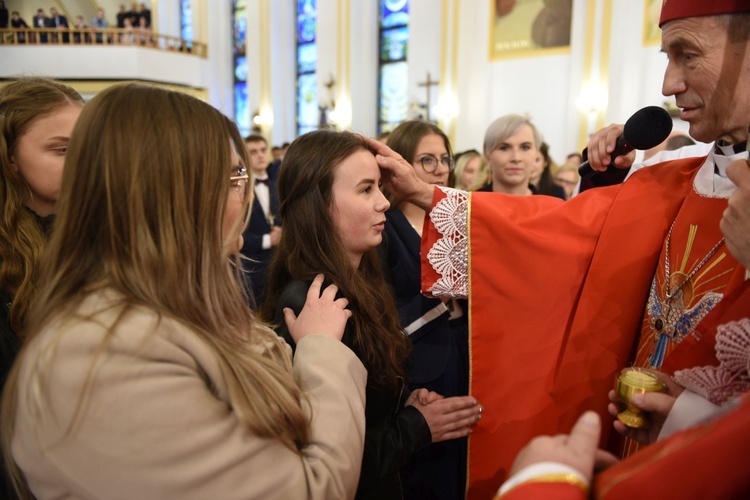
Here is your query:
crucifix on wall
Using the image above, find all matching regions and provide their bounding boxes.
[417,72,439,122]
[319,74,336,128]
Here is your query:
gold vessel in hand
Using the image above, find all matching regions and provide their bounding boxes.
[614,368,665,429]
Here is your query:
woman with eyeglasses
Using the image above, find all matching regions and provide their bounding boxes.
[380,120,471,500]
[3,84,367,499]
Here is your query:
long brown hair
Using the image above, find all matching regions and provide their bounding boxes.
[0,77,84,335]
[261,130,410,393]
[3,83,311,497]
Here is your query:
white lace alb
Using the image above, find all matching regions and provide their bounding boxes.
[673,318,750,405]
[425,187,469,298]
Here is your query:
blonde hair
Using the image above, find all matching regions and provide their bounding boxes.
[0,77,84,335]
[453,150,491,191]
[2,83,310,497]
[483,114,543,158]
[553,163,581,179]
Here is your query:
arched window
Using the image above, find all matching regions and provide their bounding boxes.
[296,0,318,136]
[180,0,193,51]
[378,0,409,133]
[233,0,250,136]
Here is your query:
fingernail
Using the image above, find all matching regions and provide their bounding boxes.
[581,411,599,426]
[476,413,482,421]
[631,394,644,405]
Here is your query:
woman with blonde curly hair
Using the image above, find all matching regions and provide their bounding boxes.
[452,149,491,191]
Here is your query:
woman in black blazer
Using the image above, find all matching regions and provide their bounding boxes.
[381,120,470,500]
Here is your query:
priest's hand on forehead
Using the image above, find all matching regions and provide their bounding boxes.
[360,135,434,211]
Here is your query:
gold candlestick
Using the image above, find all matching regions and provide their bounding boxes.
[614,367,665,429]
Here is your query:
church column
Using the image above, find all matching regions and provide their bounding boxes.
[348,0,378,136]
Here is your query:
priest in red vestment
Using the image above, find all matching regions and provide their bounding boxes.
[496,209,750,498]
[373,2,750,498]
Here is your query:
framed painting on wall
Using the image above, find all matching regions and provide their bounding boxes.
[489,0,573,60]
[643,0,662,45]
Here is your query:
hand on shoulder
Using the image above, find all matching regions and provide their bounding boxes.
[283,274,351,342]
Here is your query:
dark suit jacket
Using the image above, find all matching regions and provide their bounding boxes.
[380,210,459,385]
[240,175,281,307]
[45,14,68,42]
[46,15,68,28]
[478,182,540,194]
[34,15,48,42]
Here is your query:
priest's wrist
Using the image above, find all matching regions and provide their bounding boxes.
[495,463,589,498]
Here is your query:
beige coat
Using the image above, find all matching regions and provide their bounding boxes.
[11,291,367,499]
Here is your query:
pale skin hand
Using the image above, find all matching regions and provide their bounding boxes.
[283,274,352,343]
[269,226,282,247]
[404,388,444,406]
[721,159,750,270]
[360,135,435,211]
[409,394,483,443]
[510,411,619,483]
[607,369,683,444]
[586,123,636,171]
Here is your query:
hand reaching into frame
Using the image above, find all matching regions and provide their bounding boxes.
[284,274,352,343]
[510,411,619,483]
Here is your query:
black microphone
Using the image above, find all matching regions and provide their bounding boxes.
[578,106,673,179]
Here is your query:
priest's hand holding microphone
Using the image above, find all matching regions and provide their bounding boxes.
[579,106,673,178]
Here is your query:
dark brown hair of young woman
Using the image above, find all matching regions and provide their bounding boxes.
[261,130,410,393]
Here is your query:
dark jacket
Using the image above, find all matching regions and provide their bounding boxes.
[240,174,281,307]
[0,210,50,500]
[0,286,20,500]
[380,211,470,500]
[380,210,460,385]
[273,280,432,500]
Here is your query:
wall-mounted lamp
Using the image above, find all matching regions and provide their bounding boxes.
[252,110,274,127]
[433,91,460,124]
[575,82,608,116]
[328,100,352,130]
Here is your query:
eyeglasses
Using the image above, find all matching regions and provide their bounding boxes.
[230,166,250,202]
[417,155,455,174]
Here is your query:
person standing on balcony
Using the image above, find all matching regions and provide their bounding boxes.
[90,8,108,44]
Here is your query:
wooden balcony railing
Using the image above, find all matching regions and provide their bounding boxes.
[0,28,206,57]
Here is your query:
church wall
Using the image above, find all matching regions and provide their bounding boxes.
[442,0,654,163]
[2,0,696,163]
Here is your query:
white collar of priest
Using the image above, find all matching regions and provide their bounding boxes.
[694,141,747,198]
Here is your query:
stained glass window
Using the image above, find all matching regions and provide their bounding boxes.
[180,0,193,51]
[296,0,318,136]
[233,1,250,136]
[378,0,410,133]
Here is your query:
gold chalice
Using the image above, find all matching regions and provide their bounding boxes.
[614,367,665,429]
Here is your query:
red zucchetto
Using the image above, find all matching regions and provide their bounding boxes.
[660,0,750,27]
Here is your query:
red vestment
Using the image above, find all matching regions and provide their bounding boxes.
[496,393,750,499]
[421,156,747,499]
